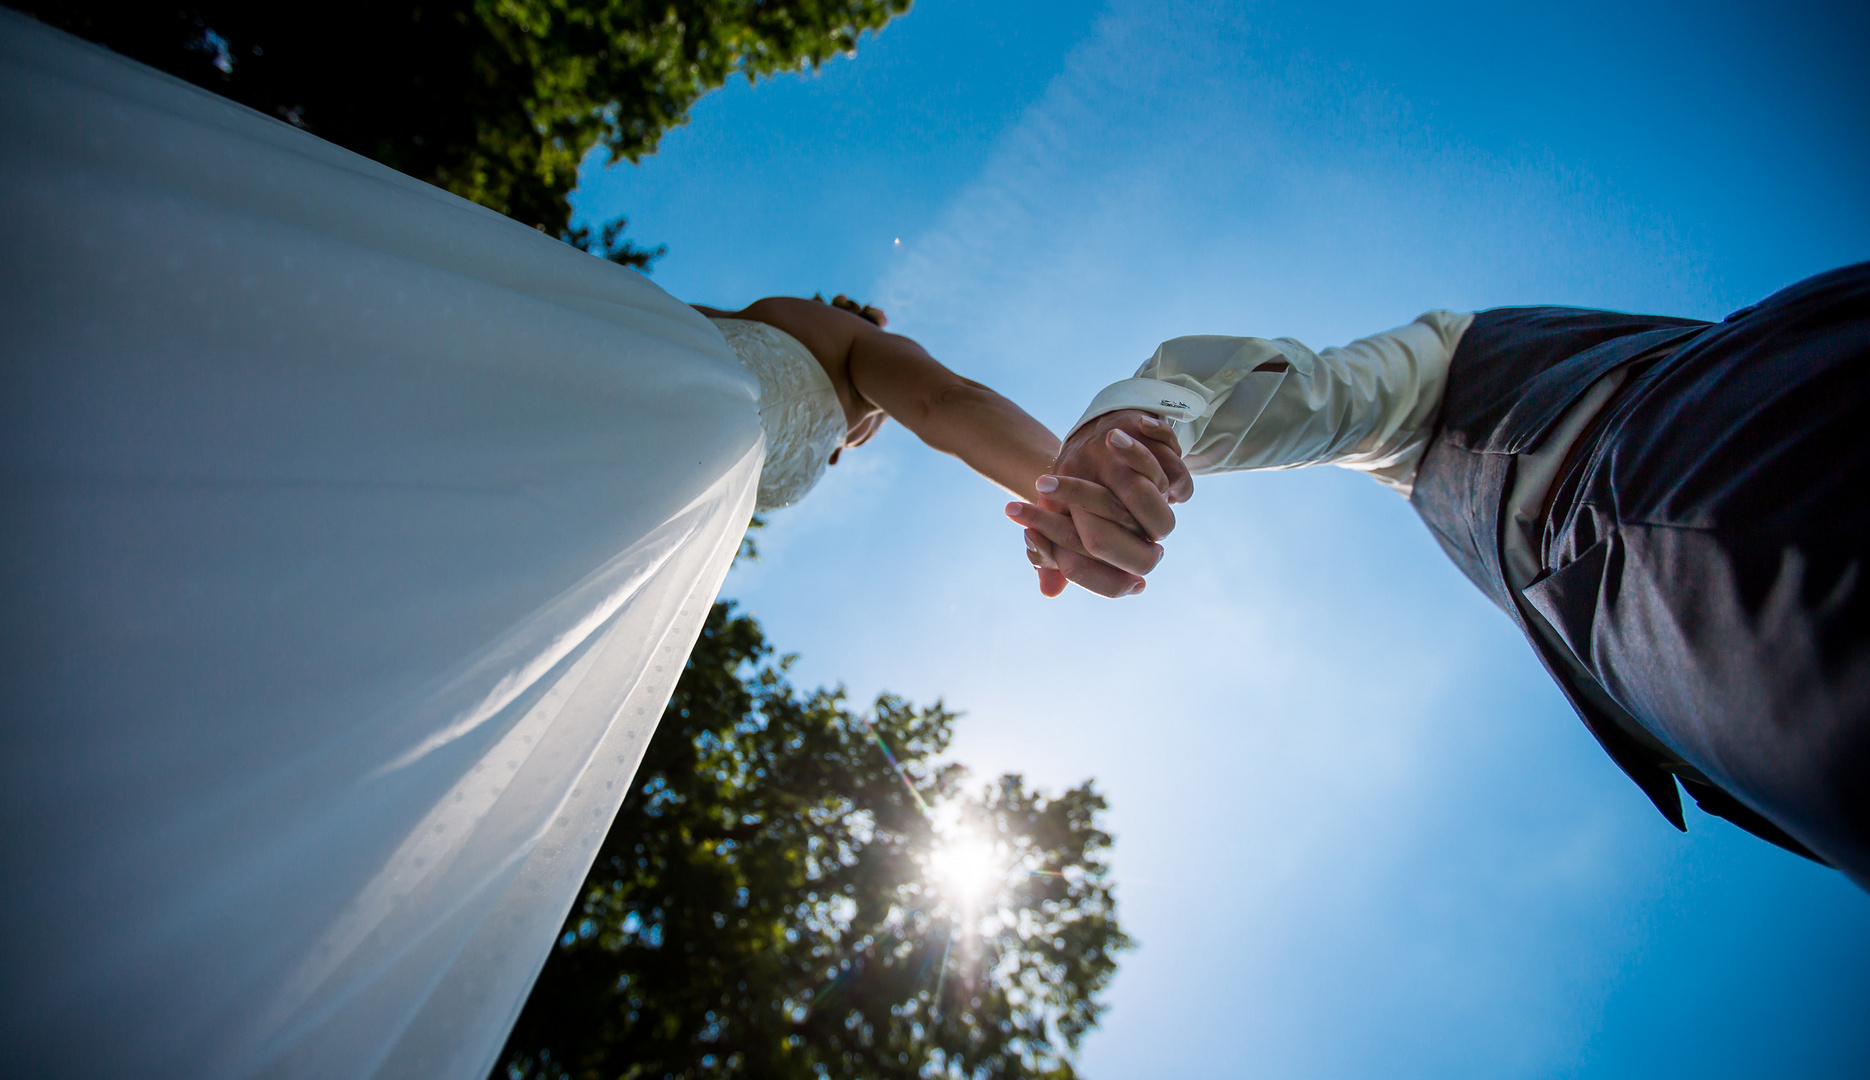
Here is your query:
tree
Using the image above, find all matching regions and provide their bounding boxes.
[18,0,911,265]
[498,603,1130,1079]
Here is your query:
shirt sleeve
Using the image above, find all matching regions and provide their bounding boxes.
[1070,310,1474,497]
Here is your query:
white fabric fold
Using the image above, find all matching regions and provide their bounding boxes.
[0,13,762,1079]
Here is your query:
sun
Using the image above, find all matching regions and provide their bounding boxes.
[926,832,1005,907]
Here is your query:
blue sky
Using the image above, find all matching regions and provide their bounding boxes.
[572,1,1870,1075]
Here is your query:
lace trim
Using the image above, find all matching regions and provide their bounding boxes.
[709,318,846,510]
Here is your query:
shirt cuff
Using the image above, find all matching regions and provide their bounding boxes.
[1069,378,1212,441]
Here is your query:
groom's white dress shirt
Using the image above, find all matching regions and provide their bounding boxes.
[1071,311,1474,498]
[1071,309,1638,598]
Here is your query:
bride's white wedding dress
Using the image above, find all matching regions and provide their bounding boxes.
[0,12,838,1079]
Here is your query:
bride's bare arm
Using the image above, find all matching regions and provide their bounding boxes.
[844,326,1060,502]
[697,296,1063,502]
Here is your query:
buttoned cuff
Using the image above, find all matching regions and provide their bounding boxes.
[1069,378,1212,442]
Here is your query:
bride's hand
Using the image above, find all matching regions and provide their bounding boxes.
[1005,471,1167,598]
[1012,506,1146,597]
[1010,472,1162,564]
[830,294,887,327]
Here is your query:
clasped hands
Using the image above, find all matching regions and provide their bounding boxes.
[1006,409,1192,597]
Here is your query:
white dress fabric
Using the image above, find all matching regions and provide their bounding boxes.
[0,12,769,1079]
[708,317,845,511]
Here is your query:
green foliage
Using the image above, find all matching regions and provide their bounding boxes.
[563,218,671,271]
[22,0,910,243]
[499,603,1130,1079]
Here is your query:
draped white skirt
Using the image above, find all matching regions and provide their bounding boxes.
[0,12,763,1078]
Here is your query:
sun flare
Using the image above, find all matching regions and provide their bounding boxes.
[926,833,1004,906]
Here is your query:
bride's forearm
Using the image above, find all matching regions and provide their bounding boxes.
[842,327,1058,499]
[914,384,1060,501]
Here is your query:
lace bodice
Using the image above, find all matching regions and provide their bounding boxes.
[710,318,846,511]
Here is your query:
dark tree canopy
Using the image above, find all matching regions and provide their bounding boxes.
[500,603,1129,1079]
[19,0,910,263]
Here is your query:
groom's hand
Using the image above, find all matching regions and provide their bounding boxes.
[1055,410,1192,533]
[1004,409,1193,597]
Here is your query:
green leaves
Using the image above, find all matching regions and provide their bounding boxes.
[27,0,911,237]
[499,603,1130,1079]
[563,217,668,269]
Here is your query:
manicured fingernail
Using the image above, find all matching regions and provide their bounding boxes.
[1109,429,1136,449]
[1129,580,1147,595]
[1005,502,1024,518]
[1138,415,1162,428]
[1034,475,1059,493]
